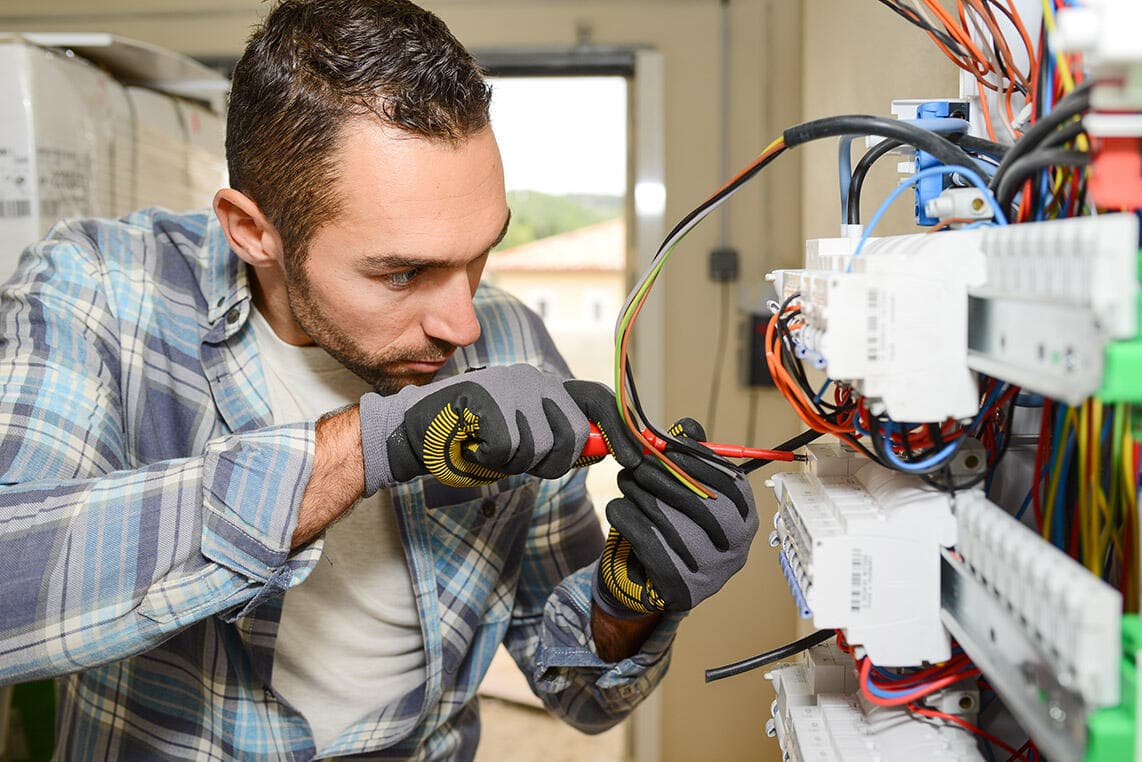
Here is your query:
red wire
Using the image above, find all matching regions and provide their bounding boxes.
[908,703,1031,761]
[859,658,980,707]
[1007,739,1032,762]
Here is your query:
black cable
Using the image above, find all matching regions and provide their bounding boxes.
[949,133,1009,158]
[705,629,836,682]
[1042,120,1087,150]
[623,146,789,444]
[784,115,978,172]
[742,429,824,474]
[847,139,904,225]
[995,149,1091,213]
[989,79,1093,191]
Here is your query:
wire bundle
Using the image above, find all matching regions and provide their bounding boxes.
[763,291,1019,487]
[1030,399,1140,608]
[613,137,788,497]
[831,632,1035,762]
[877,0,1036,142]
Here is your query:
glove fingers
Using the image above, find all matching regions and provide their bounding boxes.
[660,450,754,522]
[529,398,580,478]
[564,379,642,468]
[624,463,731,553]
[667,417,707,442]
[616,469,705,568]
[478,409,536,474]
[605,501,693,611]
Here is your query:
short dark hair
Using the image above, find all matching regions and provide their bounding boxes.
[226,0,492,255]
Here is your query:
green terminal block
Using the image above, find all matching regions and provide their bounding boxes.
[1085,614,1140,762]
[1098,249,1142,409]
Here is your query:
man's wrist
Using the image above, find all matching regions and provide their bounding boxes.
[590,601,661,662]
[291,404,365,548]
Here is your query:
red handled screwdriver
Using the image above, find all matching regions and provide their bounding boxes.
[582,422,802,461]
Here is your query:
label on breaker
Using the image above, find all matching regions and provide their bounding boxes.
[864,286,896,365]
[849,549,872,612]
[0,145,33,219]
[37,147,92,221]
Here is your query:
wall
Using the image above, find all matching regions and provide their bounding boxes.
[0,1,813,760]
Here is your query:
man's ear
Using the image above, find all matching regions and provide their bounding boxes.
[213,188,285,269]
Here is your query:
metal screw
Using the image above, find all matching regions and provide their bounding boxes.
[1048,702,1067,724]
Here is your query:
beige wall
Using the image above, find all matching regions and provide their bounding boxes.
[0,1,956,759]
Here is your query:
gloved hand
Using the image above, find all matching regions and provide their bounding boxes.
[563,379,645,470]
[592,419,759,618]
[359,364,590,495]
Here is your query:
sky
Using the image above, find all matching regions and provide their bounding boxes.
[488,76,627,197]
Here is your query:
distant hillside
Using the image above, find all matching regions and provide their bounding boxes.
[497,191,622,251]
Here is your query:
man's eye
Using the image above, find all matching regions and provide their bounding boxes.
[385,269,420,287]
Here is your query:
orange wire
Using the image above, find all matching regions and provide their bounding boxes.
[924,0,993,71]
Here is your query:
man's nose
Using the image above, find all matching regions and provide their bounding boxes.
[422,271,482,348]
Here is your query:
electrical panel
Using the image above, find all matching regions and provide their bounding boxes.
[727,3,1142,761]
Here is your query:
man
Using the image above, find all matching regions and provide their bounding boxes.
[0,1,758,759]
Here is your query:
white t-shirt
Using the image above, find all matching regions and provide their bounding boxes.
[250,308,425,754]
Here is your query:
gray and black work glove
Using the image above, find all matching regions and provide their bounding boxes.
[359,364,591,495]
[592,419,759,618]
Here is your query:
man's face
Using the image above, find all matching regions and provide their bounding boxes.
[283,121,509,394]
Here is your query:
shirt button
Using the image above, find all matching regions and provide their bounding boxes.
[480,498,496,518]
[226,308,240,324]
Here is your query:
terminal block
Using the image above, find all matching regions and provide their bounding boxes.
[765,640,985,762]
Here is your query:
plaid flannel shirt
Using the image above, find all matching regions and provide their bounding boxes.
[0,209,680,760]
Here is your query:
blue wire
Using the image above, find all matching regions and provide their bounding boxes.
[1014,486,1034,522]
[878,427,961,473]
[848,164,1007,272]
[876,383,1007,474]
[837,118,975,225]
[812,379,831,405]
[839,136,855,221]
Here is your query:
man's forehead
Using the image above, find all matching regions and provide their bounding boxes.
[333,120,504,212]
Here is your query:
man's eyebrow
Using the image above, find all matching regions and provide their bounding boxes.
[359,210,512,272]
[488,209,512,252]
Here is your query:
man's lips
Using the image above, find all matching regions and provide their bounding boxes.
[399,358,449,373]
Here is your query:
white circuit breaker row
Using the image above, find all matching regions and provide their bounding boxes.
[767,214,1140,420]
[953,491,1122,708]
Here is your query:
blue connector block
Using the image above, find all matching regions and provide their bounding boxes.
[777,549,813,619]
[915,100,969,225]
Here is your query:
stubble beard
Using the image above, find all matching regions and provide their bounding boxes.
[282,258,456,395]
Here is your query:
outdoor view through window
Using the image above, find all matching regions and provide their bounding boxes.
[474,75,629,762]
